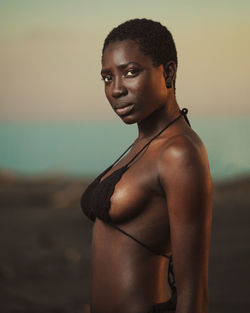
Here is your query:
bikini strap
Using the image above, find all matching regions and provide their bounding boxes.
[110,142,135,167]
[111,108,190,168]
[109,223,176,291]
[181,107,191,126]
[125,108,187,168]
[109,222,171,259]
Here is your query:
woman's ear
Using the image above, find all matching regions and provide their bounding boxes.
[163,61,177,89]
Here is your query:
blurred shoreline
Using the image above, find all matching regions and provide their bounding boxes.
[0,169,250,313]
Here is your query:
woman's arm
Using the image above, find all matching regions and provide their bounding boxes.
[158,135,212,313]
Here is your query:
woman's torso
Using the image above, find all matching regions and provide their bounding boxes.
[83,114,202,313]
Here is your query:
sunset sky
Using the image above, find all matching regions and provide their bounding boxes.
[1,0,249,122]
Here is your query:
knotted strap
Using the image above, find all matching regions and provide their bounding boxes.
[179,107,191,127]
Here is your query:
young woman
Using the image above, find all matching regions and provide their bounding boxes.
[81,18,212,313]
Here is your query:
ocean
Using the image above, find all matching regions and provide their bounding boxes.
[0,118,249,181]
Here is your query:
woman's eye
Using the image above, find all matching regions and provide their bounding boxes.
[126,69,139,77]
[102,75,112,83]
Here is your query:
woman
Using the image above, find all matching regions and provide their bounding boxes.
[81,18,212,313]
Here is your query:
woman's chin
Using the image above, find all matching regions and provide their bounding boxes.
[119,114,138,125]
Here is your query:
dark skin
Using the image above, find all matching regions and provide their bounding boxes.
[88,39,212,313]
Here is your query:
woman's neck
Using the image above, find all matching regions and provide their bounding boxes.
[136,99,180,141]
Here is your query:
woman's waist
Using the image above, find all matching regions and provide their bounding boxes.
[91,257,172,306]
[90,281,174,313]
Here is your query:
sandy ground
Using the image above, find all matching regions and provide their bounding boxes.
[0,170,249,313]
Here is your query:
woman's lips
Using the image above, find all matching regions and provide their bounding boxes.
[115,103,135,116]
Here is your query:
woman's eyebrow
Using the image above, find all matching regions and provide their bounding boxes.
[101,61,141,75]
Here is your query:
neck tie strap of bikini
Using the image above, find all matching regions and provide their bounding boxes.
[180,107,191,126]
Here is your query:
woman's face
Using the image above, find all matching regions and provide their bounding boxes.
[101,39,169,124]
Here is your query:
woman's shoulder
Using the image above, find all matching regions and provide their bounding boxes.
[156,128,211,185]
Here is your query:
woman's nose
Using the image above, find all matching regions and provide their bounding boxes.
[111,77,127,98]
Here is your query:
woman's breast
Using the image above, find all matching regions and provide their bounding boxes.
[107,159,164,223]
[108,172,151,223]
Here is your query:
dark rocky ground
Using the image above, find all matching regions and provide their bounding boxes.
[0,171,249,313]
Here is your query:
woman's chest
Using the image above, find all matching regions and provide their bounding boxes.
[108,168,153,223]
[100,158,165,224]
[81,141,166,224]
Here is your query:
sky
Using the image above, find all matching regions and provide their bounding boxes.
[0,0,249,122]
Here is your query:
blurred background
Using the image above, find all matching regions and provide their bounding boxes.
[0,1,249,312]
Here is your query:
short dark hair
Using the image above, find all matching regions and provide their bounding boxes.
[102,18,178,90]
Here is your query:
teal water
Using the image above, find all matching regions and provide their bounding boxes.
[0,118,249,181]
